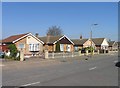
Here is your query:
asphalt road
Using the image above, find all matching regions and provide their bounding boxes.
[2,53,119,86]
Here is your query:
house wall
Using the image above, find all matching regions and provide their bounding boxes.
[101,39,109,50]
[58,37,74,52]
[44,44,74,52]
[109,46,112,51]
[26,35,43,52]
[62,44,73,52]
[71,44,74,52]
[101,39,109,46]
[48,45,54,52]
[15,35,43,56]
[73,45,83,51]
[83,40,96,48]
[15,37,27,54]
[64,44,67,51]
[43,36,74,52]
[109,42,118,51]
[95,45,101,50]
[53,44,56,51]
[112,43,118,50]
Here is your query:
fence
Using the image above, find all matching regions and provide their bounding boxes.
[48,51,99,59]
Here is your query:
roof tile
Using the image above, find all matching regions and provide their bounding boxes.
[2,33,29,43]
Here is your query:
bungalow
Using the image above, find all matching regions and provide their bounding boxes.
[118,42,120,51]
[92,38,109,50]
[108,41,118,51]
[38,35,74,52]
[2,32,44,57]
[71,38,96,51]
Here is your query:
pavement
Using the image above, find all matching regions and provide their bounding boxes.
[1,52,119,86]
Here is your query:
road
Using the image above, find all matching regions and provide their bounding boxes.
[2,53,119,86]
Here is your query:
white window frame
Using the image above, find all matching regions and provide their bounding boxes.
[60,44,64,51]
[29,43,39,51]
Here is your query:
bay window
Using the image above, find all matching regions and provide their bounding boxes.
[29,44,39,51]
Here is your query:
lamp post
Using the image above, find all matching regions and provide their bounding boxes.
[90,24,98,56]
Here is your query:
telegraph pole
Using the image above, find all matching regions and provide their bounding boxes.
[90,24,98,57]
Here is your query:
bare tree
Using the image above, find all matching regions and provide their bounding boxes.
[46,26,63,36]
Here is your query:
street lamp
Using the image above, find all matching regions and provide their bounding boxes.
[90,23,98,56]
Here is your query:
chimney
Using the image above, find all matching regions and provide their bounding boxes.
[80,35,82,40]
[35,33,39,38]
[47,33,50,44]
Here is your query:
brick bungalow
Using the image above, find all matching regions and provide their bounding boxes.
[71,38,96,51]
[38,35,74,52]
[2,33,44,57]
[92,38,109,50]
[108,41,118,51]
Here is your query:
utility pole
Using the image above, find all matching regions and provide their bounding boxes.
[90,30,92,57]
[90,24,98,57]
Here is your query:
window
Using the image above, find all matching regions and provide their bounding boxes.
[74,46,78,51]
[18,44,25,49]
[29,44,39,51]
[60,44,64,51]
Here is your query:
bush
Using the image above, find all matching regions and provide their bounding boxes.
[8,44,20,60]
[56,42,60,52]
[85,47,94,53]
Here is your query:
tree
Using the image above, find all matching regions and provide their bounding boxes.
[8,44,19,60]
[56,42,60,52]
[85,46,94,53]
[47,26,63,36]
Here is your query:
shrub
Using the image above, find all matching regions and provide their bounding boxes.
[85,47,94,53]
[8,44,20,60]
[56,42,60,52]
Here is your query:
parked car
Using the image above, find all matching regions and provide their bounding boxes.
[115,62,120,68]
[0,51,5,58]
[81,48,86,53]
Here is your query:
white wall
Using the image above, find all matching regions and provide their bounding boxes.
[27,35,41,44]
[26,35,43,52]
[101,38,109,50]
[101,39,109,46]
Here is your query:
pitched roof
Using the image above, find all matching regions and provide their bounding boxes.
[92,38,105,45]
[39,35,74,44]
[0,45,9,51]
[108,41,115,46]
[2,33,29,43]
[39,35,63,44]
[71,39,88,45]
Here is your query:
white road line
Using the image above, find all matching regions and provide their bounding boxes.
[0,64,5,67]
[110,54,114,55]
[21,81,40,86]
[89,67,97,70]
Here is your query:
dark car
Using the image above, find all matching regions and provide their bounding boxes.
[81,48,86,53]
[0,51,5,58]
[115,62,120,67]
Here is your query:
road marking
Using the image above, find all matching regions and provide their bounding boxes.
[0,64,5,67]
[89,67,97,70]
[21,81,40,86]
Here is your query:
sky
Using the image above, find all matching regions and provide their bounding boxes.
[2,2,118,41]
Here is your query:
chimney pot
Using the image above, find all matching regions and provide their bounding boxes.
[80,35,82,39]
[35,33,39,37]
